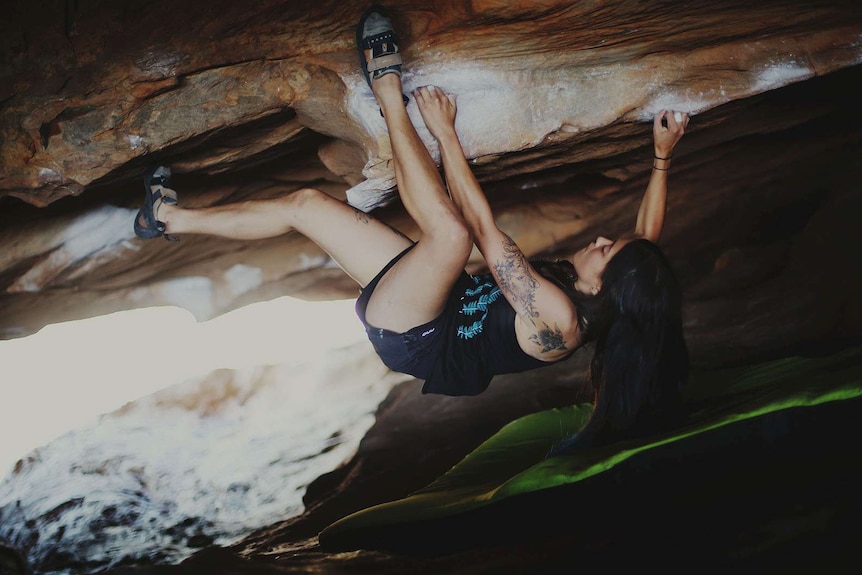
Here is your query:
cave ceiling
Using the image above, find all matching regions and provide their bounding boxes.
[1,0,861,368]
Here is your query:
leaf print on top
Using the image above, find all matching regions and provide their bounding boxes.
[457,276,501,339]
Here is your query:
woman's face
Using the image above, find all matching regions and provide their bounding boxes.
[570,236,631,295]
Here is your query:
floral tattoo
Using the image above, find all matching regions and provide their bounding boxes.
[494,235,540,325]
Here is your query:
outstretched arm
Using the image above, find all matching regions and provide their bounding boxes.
[414,86,580,358]
[635,110,689,242]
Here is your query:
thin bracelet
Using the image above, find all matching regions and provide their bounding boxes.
[654,154,673,160]
[652,164,670,171]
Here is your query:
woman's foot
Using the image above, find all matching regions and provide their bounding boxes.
[371,72,409,111]
[134,165,179,241]
[356,4,409,110]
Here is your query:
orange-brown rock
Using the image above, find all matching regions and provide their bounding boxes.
[2,1,862,572]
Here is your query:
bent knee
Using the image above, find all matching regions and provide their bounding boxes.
[288,186,346,216]
[448,218,472,251]
[429,215,472,257]
[290,186,327,206]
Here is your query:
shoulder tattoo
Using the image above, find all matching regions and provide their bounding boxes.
[494,235,540,325]
[530,322,569,353]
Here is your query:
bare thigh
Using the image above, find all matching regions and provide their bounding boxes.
[289,188,414,288]
[299,189,471,333]
[365,229,472,333]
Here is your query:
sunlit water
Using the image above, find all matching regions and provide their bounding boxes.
[0,299,407,574]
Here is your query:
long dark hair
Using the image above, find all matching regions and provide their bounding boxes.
[537,239,689,455]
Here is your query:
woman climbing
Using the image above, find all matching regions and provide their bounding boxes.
[134,4,691,452]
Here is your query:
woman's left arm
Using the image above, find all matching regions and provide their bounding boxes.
[414,86,581,358]
[635,110,689,242]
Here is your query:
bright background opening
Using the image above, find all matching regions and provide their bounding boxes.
[0,296,366,474]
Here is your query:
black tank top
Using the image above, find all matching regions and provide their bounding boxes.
[422,272,573,396]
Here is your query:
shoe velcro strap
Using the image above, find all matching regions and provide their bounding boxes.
[367,53,402,72]
[361,31,395,50]
[154,189,178,205]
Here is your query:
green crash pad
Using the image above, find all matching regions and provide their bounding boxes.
[319,344,862,557]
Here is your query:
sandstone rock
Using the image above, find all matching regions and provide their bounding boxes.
[0,1,860,367]
[2,1,862,573]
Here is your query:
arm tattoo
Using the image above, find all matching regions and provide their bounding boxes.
[530,322,568,353]
[493,235,540,325]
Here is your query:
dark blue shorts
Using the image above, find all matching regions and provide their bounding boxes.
[354,245,444,379]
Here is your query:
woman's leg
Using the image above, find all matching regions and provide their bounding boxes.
[362,72,473,332]
[157,187,413,288]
